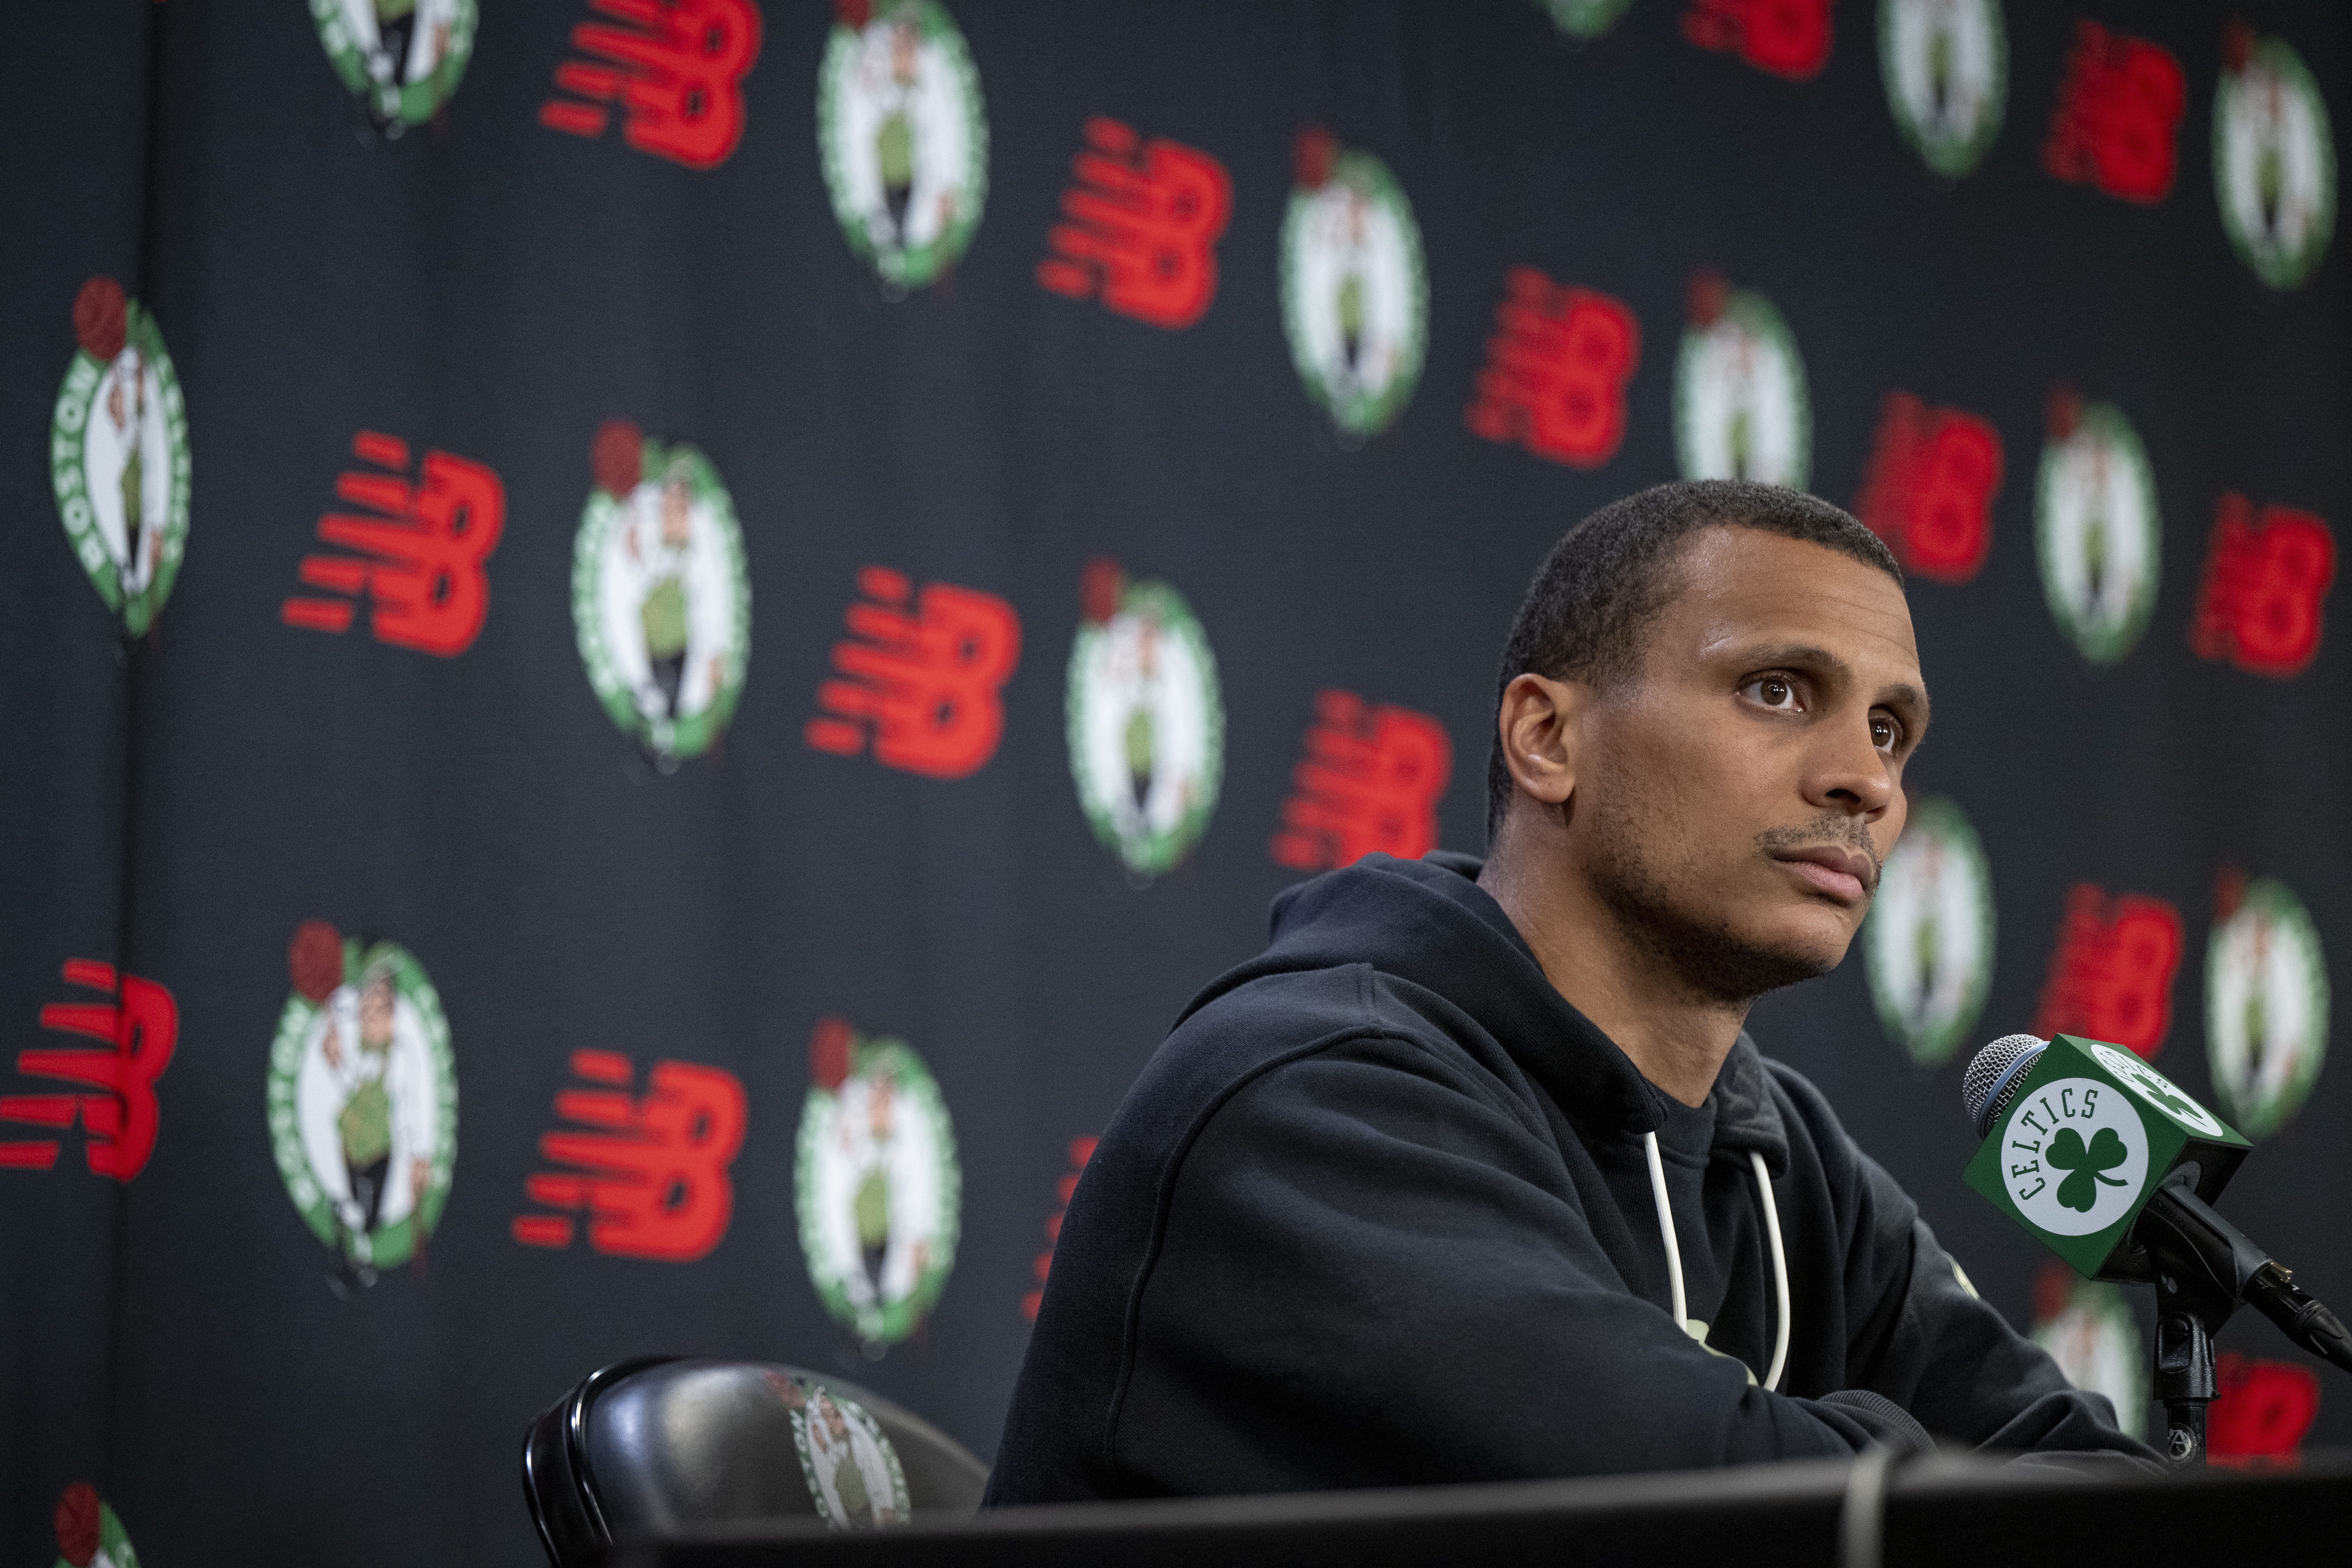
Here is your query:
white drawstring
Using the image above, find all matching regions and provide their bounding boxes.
[1642,1131,1791,1393]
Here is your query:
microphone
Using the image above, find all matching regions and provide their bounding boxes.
[1960,1032,2352,1461]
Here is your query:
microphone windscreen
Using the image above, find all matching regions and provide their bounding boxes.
[1963,1033,2049,1138]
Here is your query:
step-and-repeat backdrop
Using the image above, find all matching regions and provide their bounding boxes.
[3,0,2345,1561]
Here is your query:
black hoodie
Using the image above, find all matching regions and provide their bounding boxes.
[987,853,2152,1502]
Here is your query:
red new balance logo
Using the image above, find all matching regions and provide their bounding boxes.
[1037,118,1232,330]
[540,0,762,170]
[512,1049,748,1262]
[2034,885,2184,1058]
[282,432,505,656]
[2191,495,2336,678]
[1,961,178,1179]
[806,566,1022,779]
[1683,0,1836,81]
[1271,692,1452,873]
[1465,269,1640,469]
[1023,1136,1097,1321]
[1853,392,2004,586]
[2044,20,2184,204]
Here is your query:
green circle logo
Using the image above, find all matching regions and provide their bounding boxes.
[1673,286,1811,489]
[267,922,456,1282]
[51,278,190,638]
[1281,140,1429,441]
[818,0,989,294]
[1864,796,1996,1067]
[309,0,477,136]
[777,1374,913,1527]
[2035,400,2159,667]
[1879,0,2008,178]
[2214,31,2337,291]
[796,1020,961,1349]
[1535,0,1629,40]
[2032,1273,2146,1441]
[2206,877,2329,1141]
[573,422,752,767]
[1066,567,1225,881]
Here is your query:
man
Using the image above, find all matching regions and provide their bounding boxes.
[989,480,2152,1501]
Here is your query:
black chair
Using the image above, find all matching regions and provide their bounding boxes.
[521,1355,989,1566]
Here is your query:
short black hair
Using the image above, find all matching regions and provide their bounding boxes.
[1485,480,1902,842]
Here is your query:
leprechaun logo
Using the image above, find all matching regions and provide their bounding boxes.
[50,1483,139,1568]
[2031,1267,2147,1440]
[2206,874,2329,1141]
[796,1017,961,1349]
[1878,0,2007,178]
[818,0,988,295]
[51,277,190,637]
[1067,558,1224,882]
[1282,128,1429,442]
[773,1373,912,1528]
[1674,273,1810,488]
[311,0,477,138]
[573,421,751,768]
[2036,392,2160,667]
[268,920,456,1286]
[1863,796,1994,1067]
[1535,0,1628,40]
[2214,26,2337,292]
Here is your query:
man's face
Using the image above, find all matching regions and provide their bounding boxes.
[1569,527,1928,1002]
[360,977,396,1048]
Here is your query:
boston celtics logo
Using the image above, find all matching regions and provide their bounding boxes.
[1281,129,1428,442]
[268,920,456,1285]
[773,1373,912,1528]
[1067,559,1224,881]
[2206,875,2329,1141]
[1864,796,1994,1067]
[818,0,988,295]
[1674,274,1810,488]
[573,421,751,768]
[2036,394,2159,667]
[2214,27,2337,292]
[51,1483,139,1568]
[2032,1268,2147,1441]
[796,1018,960,1349]
[1879,0,2007,177]
[51,277,190,637]
[1535,0,1629,39]
[311,0,476,138]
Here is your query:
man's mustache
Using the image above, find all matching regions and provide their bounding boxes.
[1756,818,1884,887]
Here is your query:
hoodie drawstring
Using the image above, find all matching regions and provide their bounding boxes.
[1642,1131,1790,1393]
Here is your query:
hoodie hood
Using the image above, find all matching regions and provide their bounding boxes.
[1182,851,1790,1173]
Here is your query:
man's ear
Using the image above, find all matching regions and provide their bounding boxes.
[1496,672,1585,811]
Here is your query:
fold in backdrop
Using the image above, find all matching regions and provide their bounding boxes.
[3,0,2348,1560]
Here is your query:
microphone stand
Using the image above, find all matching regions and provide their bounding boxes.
[2125,1167,2352,1466]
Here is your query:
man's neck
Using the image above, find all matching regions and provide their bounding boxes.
[1477,837,1749,1109]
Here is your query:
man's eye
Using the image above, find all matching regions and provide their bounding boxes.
[1745,676,1799,709]
[1872,715,1900,752]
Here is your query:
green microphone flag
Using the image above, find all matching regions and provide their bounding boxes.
[1965,1035,2252,1279]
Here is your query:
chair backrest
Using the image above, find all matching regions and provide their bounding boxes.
[520,1356,989,1567]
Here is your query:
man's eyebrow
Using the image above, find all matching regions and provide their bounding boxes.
[1725,642,1931,730]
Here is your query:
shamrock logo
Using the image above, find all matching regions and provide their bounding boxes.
[2047,1127,2132,1213]
[2121,1065,2199,1121]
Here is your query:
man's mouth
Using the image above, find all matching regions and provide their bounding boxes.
[1771,845,1878,904]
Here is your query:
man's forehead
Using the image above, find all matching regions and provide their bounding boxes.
[1670,527,1922,671]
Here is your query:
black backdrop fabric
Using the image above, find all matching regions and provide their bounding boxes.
[4,0,2350,1561]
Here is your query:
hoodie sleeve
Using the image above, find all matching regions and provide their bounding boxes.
[1105,1033,1916,1493]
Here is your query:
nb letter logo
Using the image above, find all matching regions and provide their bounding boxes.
[283,431,506,656]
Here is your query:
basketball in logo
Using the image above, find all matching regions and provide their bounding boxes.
[1878,0,2008,178]
[267,921,457,1286]
[572,421,751,768]
[2035,395,2160,667]
[818,0,989,295]
[1863,796,1995,1067]
[1674,275,1811,489]
[1281,129,1429,442]
[50,277,191,637]
[796,1018,961,1349]
[2206,876,2329,1141]
[50,1483,139,1568]
[310,0,477,138]
[1066,559,1225,882]
[2031,1268,2147,1441]
[2214,28,2337,291]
